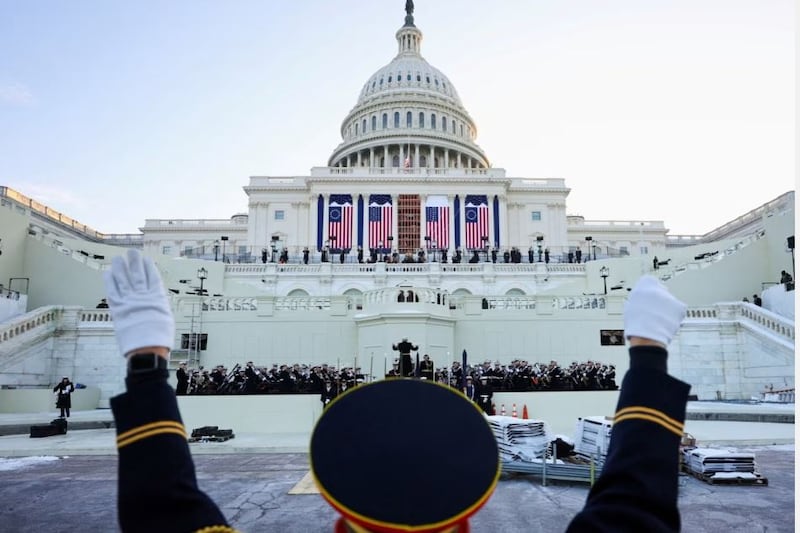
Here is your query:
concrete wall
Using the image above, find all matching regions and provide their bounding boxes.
[0,203,31,298]
[175,389,618,440]
[0,386,100,413]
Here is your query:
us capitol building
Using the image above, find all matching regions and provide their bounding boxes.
[0,2,794,427]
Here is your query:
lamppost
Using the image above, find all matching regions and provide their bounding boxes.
[220,235,229,263]
[197,267,208,295]
[585,236,594,261]
[431,240,438,262]
[536,235,544,262]
[213,240,220,262]
[387,236,394,255]
[424,235,431,259]
[600,265,609,295]
[270,242,277,263]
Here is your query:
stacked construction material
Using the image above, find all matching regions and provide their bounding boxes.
[487,415,551,462]
[188,426,235,443]
[683,448,756,476]
[574,416,612,460]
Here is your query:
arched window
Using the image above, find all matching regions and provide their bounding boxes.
[372,116,377,131]
[362,118,367,133]
[420,155,427,167]
[406,111,412,128]
[382,113,388,129]
[442,116,447,131]
[430,113,436,129]
[407,73,411,81]
[419,112,425,128]
[394,112,400,128]
[416,74,421,82]
[460,124,464,137]
[388,75,392,83]
[355,123,359,135]
[380,78,384,85]
[392,155,400,167]
[426,76,430,83]
[452,121,456,134]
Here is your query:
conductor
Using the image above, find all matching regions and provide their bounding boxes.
[391,337,418,377]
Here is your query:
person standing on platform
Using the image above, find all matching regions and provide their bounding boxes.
[476,376,494,414]
[575,247,582,264]
[175,362,190,395]
[753,294,763,306]
[53,377,75,418]
[321,380,338,409]
[303,247,310,265]
[463,376,476,402]
[392,337,418,377]
[544,247,550,264]
[419,353,435,381]
[653,256,659,270]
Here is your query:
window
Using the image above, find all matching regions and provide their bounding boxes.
[452,121,455,134]
[640,246,649,255]
[388,75,392,83]
[442,116,447,131]
[419,112,425,128]
[531,211,542,221]
[362,118,366,133]
[407,73,411,81]
[426,76,430,83]
[275,210,285,220]
[184,245,193,256]
[394,112,400,128]
[162,246,172,255]
[416,74,421,82]
[392,155,400,167]
[354,123,359,135]
[430,113,436,129]
[406,111,412,128]
[460,124,464,137]
[382,113,388,128]
[181,333,208,351]
[372,115,376,131]
[620,246,629,256]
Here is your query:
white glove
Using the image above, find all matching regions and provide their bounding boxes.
[623,275,686,347]
[103,249,175,356]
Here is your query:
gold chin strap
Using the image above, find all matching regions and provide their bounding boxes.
[343,520,460,533]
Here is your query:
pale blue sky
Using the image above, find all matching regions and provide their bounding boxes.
[0,0,794,234]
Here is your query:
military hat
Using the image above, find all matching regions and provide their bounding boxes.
[311,379,499,532]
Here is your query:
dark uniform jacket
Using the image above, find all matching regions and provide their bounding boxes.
[567,345,690,532]
[111,371,234,533]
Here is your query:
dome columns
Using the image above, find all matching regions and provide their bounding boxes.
[334,143,485,170]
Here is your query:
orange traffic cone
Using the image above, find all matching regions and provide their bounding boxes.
[500,404,506,416]
[522,404,529,419]
[512,403,518,418]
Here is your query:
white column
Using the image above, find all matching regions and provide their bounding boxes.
[444,149,449,168]
[391,194,399,252]
[383,146,389,168]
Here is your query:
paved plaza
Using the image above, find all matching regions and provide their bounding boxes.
[0,441,793,532]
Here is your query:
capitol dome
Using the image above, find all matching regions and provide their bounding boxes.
[328,2,490,170]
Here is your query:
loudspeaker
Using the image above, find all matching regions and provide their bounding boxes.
[51,418,68,435]
[788,236,795,250]
[30,424,58,438]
